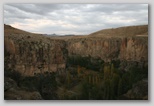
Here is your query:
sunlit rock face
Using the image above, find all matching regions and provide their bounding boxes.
[5,34,67,76]
[4,24,148,76]
[67,37,148,62]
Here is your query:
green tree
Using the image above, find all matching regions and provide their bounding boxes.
[103,79,110,99]
[66,71,71,88]
[118,79,123,96]
[80,81,90,99]
[121,73,131,93]
[104,64,111,80]
[110,79,115,99]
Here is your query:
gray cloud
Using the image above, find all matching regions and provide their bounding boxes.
[4,4,148,35]
[85,4,148,13]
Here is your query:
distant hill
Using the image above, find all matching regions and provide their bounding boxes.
[4,24,51,42]
[88,25,148,37]
[4,24,39,36]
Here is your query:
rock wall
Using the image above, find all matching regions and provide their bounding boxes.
[5,37,67,76]
[120,37,148,62]
[5,35,148,76]
[67,37,148,62]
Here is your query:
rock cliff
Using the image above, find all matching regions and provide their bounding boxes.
[4,24,148,76]
[67,36,148,62]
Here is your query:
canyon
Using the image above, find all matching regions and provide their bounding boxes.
[4,24,148,76]
[4,24,148,100]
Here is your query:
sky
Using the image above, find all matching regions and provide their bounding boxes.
[4,4,148,35]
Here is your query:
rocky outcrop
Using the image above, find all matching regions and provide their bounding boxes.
[4,77,42,100]
[122,79,148,100]
[4,77,17,91]
[4,38,16,55]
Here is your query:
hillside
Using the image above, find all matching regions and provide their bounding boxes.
[88,25,148,37]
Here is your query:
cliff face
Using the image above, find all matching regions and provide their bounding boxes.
[67,37,148,62]
[4,25,148,76]
[120,37,148,62]
[5,31,67,76]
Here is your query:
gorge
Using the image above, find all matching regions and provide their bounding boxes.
[4,24,148,100]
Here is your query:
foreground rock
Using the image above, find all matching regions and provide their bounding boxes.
[119,79,148,100]
[4,77,42,100]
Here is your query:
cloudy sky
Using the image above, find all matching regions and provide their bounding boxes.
[4,4,148,35]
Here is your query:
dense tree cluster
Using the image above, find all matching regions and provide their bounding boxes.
[67,55,104,71]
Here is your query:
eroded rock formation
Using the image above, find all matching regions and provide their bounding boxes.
[67,37,148,62]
